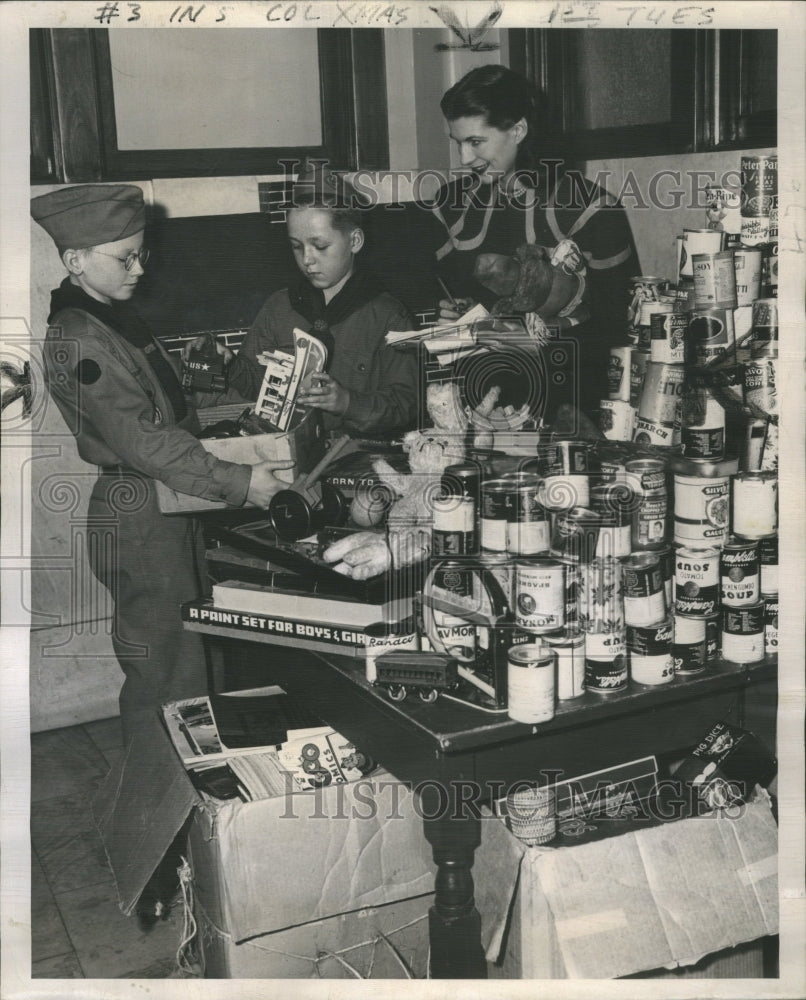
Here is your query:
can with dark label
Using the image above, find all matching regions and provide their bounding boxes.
[733,246,762,306]
[544,629,586,700]
[608,345,632,401]
[732,472,778,540]
[432,496,476,557]
[720,538,760,607]
[650,311,687,365]
[595,443,631,483]
[514,559,566,634]
[722,602,765,664]
[759,535,778,595]
[680,385,725,460]
[507,644,556,724]
[764,595,778,656]
[626,458,668,551]
[673,613,707,675]
[623,554,667,626]
[674,546,720,616]
[550,507,601,563]
[692,251,738,309]
[585,646,628,694]
[750,298,778,357]
[741,155,777,217]
[686,307,736,368]
[627,618,674,686]
[481,479,510,553]
[629,350,651,408]
[704,610,721,661]
[637,300,674,352]
[547,439,592,475]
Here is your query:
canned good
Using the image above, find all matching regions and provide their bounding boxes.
[594,512,632,559]
[721,603,765,663]
[608,345,632,401]
[679,229,724,279]
[674,546,720,616]
[540,475,590,512]
[628,276,664,334]
[514,559,566,634]
[599,399,635,442]
[657,544,674,608]
[627,618,674,686]
[720,538,760,607]
[432,609,477,662]
[761,242,778,297]
[638,362,685,427]
[430,559,473,599]
[364,618,419,683]
[481,479,510,552]
[579,558,624,632]
[763,595,778,656]
[740,216,773,246]
[585,647,628,694]
[732,472,778,539]
[686,307,736,367]
[704,610,721,661]
[626,458,668,551]
[673,613,707,675]
[680,386,725,460]
[497,472,549,556]
[759,535,778,595]
[750,299,778,358]
[442,462,482,501]
[650,312,687,364]
[507,644,556,724]
[637,300,674,352]
[432,496,476,557]
[743,358,777,415]
[564,561,580,625]
[733,247,762,307]
[741,155,777,217]
[622,554,667,626]
[743,417,775,472]
[629,350,651,408]
[633,415,677,449]
[692,251,738,309]
[550,507,601,563]
[543,629,586,700]
[671,456,736,547]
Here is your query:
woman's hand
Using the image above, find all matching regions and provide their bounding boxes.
[437,296,475,324]
[182,334,234,365]
[245,459,295,508]
[297,372,350,415]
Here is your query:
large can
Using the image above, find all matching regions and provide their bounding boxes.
[432,496,476,557]
[626,458,668,551]
[674,546,720,616]
[637,362,685,427]
[686,307,736,368]
[627,618,674,686]
[507,644,556,724]
[764,595,778,656]
[680,385,725,460]
[692,251,738,309]
[679,229,723,279]
[671,455,736,547]
[732,472,778,539]
[733,247,762,307]
[743,357,777,415]
[607,345,633,401]
[622,553,667,626]
[720,538,760,607]
[514,559,566,634]
[549,507,601,563]
[629,350,651,408]
[750,298,779,358]
[721,602,765,664]
[599,399,636,442]
[759,535,778,595]
[364,618,419,683]
[480,479,510,552]
[672,613,707,675]
[543,629,586,700]
[579,557,624,632]
[650,311,687,364]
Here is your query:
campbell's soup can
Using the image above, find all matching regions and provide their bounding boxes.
[732,472,778,540]
[585,629,628,693]
[764,595,778,656]
[608,345,633,401]
[673,613,707,675]
[692,251,738,309]
[720,538,760,607]
[543,629,586,700]
[721,602,765,664]
[514,559,566,634]
[672,456,736,547]
[686,307,736,368]
[626,458,668,551]
[674,546,720,616]
[733,247,762,306]
[650,312,687,364]
[627,617,674,686]
[759,535,778,595]
[622,553,667,627]
[364,618,419,683]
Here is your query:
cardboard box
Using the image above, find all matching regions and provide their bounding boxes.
[94,711,436,979]
[156,406,325,514]
[475,794,778,979]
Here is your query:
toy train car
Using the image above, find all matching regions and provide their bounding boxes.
[373,651,459,704]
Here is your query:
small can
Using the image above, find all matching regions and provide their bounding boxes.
[750,298,779,358]
[637,300,674,352]
[627,618,674,686]
[579,558,624,632]
[673,613,707,675]
[721,602,765,664]
[507,644,556,724]
[480,479,510,552]
[622,553,667,627]
[626,458,668,551]
[629,350,651,408]
[432,495,477,557]
[550,507,601,563]
[650,312,687,364]
[686,307,736,368]
[761,242,778,297]
[743,357,777,415]
[585,646,628,694]
[704,610,721,661]
[763,595,778,656]
[759,535,778,595]
[671,455,736,547]
[548,439,592,475]
[543,629,586,700]
[680,386,725,460]
[680,229,724,279]
[733,247,762,306]
[514,559,566,634]
[741,155,777,215]
[599,399,636,442]
[364,618,419,684]
[499,472,549,557]
[638,362,685,427]
[478,551,513,610]
[674,546,720,616]
[607,345,633,401]
[692,251,738,309]
[431,559,473,600]
[720,538,760,607]
[732,472,778,539]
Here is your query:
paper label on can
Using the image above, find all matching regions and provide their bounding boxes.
[585,630,626,659]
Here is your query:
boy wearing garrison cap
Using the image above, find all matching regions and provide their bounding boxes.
[31,185,291,745]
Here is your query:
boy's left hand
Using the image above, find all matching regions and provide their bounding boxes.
[298,372,349,416]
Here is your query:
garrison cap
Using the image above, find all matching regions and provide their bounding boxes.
[31,184,146,250]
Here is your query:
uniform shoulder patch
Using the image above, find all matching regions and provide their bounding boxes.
[75,359,102,385]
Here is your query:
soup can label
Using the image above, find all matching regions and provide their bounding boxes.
[673,613,707,674]
[507,645,556,724]
[622,555,667,627]
[585,652,628,693]
[741,155,777,215]
[674,547,720,616]
[514,560,566,634]
[721,602,765,664]
[673,474,730,546]
[692,251,738,309]
[764,595,778,655]
[720,539,760,606]
[627,619,674,686]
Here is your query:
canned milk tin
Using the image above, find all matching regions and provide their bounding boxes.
[626,458,668,551]
[608,345,632,401]
[692,251,738,309]
[732,472,778,539]
[672,456,737,547]
[432,495,476,557]
[680,386,725,460]
[720,538,760,607]
[622,553,667,627]
[514,559,566,634]
[763,595,778,656]
[673,613,707,675]
[743,358,777,415]
[750,298,778,358]
[686,307,736,367]
[733,247,762,307]
[650,312,687,364]
[507,644,556,724]
[674,546,720,617]
[721,602,765,664]
[680,229,724,279]
[759,535,778,595]
[599,399,635,442]
[480,479,510,552]
[627,618,674,686]
[543,629,586,700]
[549,507,601,563]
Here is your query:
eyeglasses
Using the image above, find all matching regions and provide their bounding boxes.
[88,247,150,272]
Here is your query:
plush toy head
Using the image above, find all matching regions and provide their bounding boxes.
[402,429,460,475]
[426,381,468,432]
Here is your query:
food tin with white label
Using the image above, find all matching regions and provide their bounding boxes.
[732,472,778,540]
[721,602,765,664]
[720,538,760,607]
[579,557,624,633]
[650,311,687,364]
[507,644,556,724]
[498,472,549,556]
[514,559,566,634]
[679,229,724,279]
[764,595,778,656]
[543,629,586,700]
[674,546,720,616]
[626,458,668,551]
[759,535,778,595]
[692,250,738,309]
[432,495,476,557]
[599,398,635,442]
[733,246,762,306]
[627,618,674,686]
[622,553,667,626]
[480,479,510,552]
[671,456,736,547]
[681,385,725,460]
[608,345,633,401]
[672,613,707,675]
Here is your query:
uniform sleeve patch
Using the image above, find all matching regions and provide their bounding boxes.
[75,359,102,385]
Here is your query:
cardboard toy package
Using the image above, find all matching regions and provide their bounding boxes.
[475,791,778,980]
[93,710,435,979]
[155,405,325,514]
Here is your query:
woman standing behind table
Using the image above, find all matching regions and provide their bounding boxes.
[428,64,640,414]
[31,185,291,745]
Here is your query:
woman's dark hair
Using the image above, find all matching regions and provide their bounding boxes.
[441,65,562,173]
[285,165,369,234]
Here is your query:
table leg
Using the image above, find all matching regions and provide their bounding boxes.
[420,781,487,979]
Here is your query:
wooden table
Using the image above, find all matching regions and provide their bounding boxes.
[185,611,776,978]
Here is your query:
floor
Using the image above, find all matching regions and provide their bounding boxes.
[30,718,189,979]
